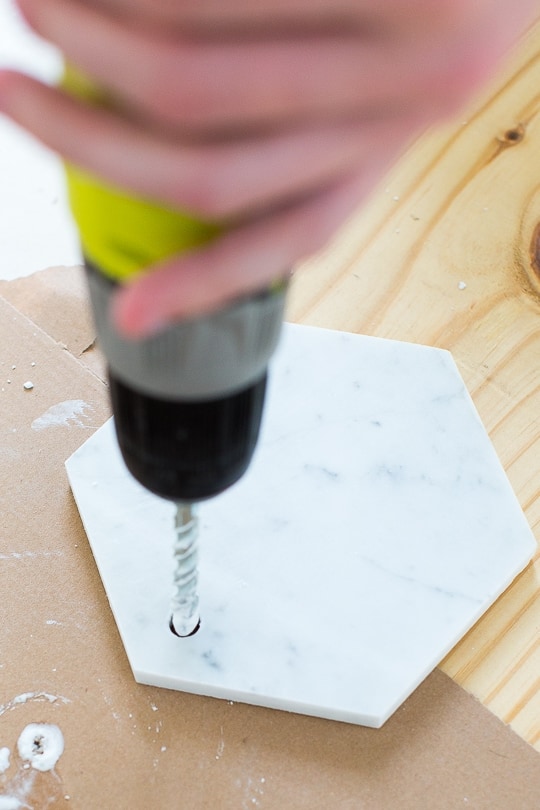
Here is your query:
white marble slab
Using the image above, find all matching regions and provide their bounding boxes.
[65,324,536,727]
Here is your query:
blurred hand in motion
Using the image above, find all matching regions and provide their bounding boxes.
[0,0,536,334]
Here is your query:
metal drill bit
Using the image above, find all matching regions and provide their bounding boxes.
[169,503,201,637]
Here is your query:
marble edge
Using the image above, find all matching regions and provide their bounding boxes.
[133,667,385,729]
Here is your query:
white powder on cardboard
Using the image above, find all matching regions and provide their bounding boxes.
[0,692,70,719]
[0,796,21,809]
[0,747,10,773]
[31,400,92,430]
[17,724,64,772]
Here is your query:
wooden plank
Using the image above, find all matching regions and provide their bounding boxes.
[288,19,540,749]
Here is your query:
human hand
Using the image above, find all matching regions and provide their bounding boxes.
[0,0,536,335]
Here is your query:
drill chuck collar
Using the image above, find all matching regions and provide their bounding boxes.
[85,260,286,401]
[85,261,287,501]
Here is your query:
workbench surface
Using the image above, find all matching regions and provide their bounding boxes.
[287,18,540,751]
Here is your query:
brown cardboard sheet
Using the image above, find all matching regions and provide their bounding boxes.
[0,267,539,808]
[0,266,105,382]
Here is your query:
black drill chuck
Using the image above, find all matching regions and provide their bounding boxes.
[84,261,285,502]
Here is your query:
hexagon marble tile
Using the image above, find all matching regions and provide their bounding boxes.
[66,324,535,727]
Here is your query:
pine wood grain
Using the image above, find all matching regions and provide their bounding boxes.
[288,19,540,749]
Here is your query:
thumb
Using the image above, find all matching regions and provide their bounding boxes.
[112,169,372,338]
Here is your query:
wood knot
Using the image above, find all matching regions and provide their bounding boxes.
[498,124,525,146]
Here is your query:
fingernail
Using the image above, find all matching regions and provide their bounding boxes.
[112,289,168,340]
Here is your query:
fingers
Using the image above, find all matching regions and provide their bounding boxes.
[15,0,496,134]
[0,70,425,219]
[17,0,390,133]
[58,0,483,34]
[112,165,385,337]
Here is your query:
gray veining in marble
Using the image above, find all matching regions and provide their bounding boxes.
[66,324,536,727]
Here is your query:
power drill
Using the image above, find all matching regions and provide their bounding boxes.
[63,67,287,635]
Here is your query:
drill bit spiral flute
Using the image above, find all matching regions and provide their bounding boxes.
[63,69,286,636]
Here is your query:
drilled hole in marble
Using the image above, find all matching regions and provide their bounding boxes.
[169,615,201,638]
